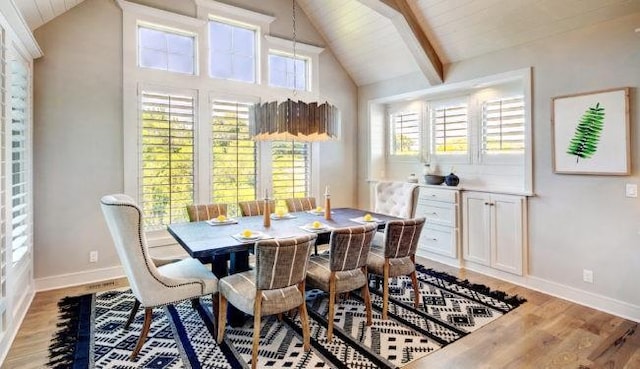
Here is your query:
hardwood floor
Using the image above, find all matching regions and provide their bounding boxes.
[3,258,639,369]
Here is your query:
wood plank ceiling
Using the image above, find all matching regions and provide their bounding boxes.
[12,0,640,86]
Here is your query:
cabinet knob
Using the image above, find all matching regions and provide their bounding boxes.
[431,238,438,241]
[431,212,437,215]
[484,202,489,205]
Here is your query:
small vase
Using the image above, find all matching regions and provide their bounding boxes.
[445,173,459,186]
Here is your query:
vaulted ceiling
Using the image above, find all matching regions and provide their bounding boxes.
[13,0,640,86]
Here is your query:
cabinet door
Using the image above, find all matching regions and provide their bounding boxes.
[490,194,523,275]
[462,192,491,266]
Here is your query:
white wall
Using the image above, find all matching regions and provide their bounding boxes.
[32,0,357,283]
[359,12,640,318]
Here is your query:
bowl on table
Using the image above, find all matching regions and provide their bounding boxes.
[424,174,445,185]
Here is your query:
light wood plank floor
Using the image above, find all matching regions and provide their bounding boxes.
[3,258,639,369]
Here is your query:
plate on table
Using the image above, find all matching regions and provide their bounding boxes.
[234,231,264,241]
[206,218,238,226]
[301,223,330,233]
[306,209,334,216]
[350,216,382,224]
[271,213,296,220]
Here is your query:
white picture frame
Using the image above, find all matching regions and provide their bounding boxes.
[552,87,630,175]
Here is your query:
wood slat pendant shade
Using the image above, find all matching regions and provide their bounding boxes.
[249,99,340,142]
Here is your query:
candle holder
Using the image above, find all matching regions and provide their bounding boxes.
[263,196,271,228]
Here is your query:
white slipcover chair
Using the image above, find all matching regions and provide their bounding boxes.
[373,181,419,246]
[100,194,218,360]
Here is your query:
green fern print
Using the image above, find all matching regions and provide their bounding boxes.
[566,102,605,163]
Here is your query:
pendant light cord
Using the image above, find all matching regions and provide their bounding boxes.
[292,0,297,98]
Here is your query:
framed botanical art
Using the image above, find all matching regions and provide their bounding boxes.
[552,87,630,175]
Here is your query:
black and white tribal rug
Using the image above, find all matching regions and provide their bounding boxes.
[47,266,525,369]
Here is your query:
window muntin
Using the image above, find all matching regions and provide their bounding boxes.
[138,26,195,74]
[211,100,257,217]
[272,141,310,208]
[389,111,420,156]
[268,53,307,91]
[482,96,525,154]
[209,20,256,83]
[140,91,195,230]
[10,58,29,264]
[431,102,468,155]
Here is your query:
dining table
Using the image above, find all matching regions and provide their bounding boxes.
[167,207,402,326]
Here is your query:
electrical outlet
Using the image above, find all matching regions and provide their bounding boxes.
[626,184,637,198]
[583,269,593,283]
[89,251,99,263]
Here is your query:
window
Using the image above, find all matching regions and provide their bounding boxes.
[431,101,468,155]
[272,141,310,207]
[211,100,257,217]
[0,26,6,331]
[269,53,307,90]
[209,20,256,82]
[389,111,420,156]
[140,91,195,230]
[10,57,29,265]
[482,96,525,154]
[138,26,195,74]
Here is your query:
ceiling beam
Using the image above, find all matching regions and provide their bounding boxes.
[358,0,443,85]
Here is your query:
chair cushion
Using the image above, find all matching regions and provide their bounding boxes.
[306,254,367,294]
[219,270,305,316]
[367,247,415,277]
[157,258,218,296]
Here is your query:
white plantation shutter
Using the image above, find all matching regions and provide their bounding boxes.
[272,141,310,206]
[0,26,6,333]
[390,111,420,156]
[140,91,195,230]
[10,56,29,265]
[211,100,257,217]
[431,102,468,155]
[482,96,525,154]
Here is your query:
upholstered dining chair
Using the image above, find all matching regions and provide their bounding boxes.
[238,199,276,216]
[372,181,419,247]
[306,223,377,341]
[285,197,317,212]
[100,194,218,360]
[217,234,317,369]
[186,203,227,222]
[367,218,426,319]
[374,181,419,218]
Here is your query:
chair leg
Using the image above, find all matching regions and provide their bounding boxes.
[327,272,336,342]
[130,307,153,360]
[252,293,263,369]
[297,281,311,351]
[124,299,140,329]
[361,267,372,326]
[382,260,390,320]
[410,270,420,309]
[217,293,227,344]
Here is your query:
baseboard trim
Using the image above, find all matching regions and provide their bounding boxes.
[35,266,125,292]
[460,262,640,323]
[0,286,35,366]
[525,275,640,323]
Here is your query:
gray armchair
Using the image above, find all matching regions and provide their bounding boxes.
[367,218,425,319]
[217,234,317,369]
[306,223,377,341]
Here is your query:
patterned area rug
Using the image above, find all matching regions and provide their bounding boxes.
[47,266,525,368]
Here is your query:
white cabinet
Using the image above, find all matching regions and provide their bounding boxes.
[415,187,460,263]
[462,192,526,275]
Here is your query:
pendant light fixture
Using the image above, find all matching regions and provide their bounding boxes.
[249,0,340,142]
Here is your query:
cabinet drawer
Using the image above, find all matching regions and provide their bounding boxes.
[418,223,456,258]
[415,200,456,226]
[418,187,457,203]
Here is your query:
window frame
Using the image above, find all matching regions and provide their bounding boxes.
[137,22,198,76]
[267,50,310,92]
[386,101,423,161]
[207,16,259,83]
[428,95,471,165]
